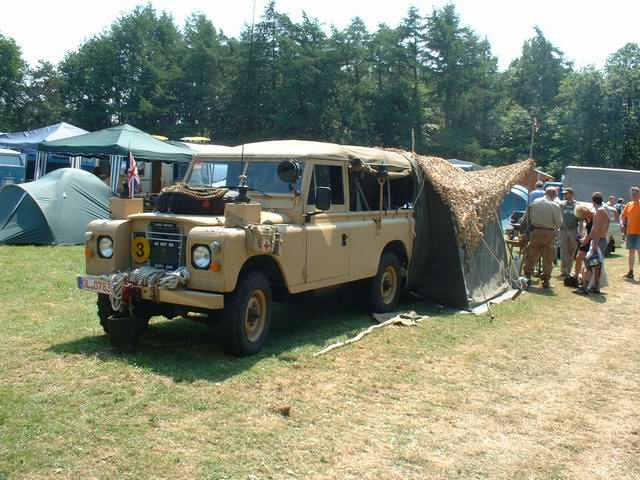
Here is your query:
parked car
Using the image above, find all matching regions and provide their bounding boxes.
[0,148,25,186]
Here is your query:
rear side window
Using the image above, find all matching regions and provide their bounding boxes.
[307,164,345,205]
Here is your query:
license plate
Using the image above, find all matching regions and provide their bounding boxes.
[77,276,111,294]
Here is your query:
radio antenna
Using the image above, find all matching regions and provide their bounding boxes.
[237,0,258,203]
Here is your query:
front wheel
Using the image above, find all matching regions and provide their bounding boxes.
[370,252,401,313]
[218,271,272,356]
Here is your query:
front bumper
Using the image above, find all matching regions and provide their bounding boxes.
[77,274,224,310]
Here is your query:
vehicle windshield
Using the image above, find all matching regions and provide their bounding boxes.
[186,159,304,194]
[0,154,22,167]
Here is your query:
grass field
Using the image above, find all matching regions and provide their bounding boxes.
[0,245,639,480]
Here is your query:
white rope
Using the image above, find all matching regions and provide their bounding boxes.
[101,266,190,311]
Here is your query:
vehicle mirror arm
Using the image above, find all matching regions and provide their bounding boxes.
[288,182,300,196]
[304,210,322,223]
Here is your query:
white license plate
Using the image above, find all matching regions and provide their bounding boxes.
[77,276,111,295]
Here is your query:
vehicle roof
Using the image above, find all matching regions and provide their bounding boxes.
[565,165,640,174]
[0,148,21,155]
[194,140,413,171]
[176,143,236,155]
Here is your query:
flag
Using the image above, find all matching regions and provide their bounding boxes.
[126,151,140,198]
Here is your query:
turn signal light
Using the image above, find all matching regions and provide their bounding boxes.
[85,248,94,258]
[210,261,221,272]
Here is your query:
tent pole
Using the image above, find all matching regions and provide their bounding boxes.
[110,155,123,194]
[34,153,40,181]
[151,161,162,193]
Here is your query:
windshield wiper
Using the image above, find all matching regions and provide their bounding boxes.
[226,186,271,197]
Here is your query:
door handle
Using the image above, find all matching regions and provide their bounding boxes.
[342,233,348,246]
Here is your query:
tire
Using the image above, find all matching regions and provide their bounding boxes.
[370,252,401,313]
[218,271,272,356]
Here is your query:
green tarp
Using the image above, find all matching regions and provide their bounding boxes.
[37,124,193,163]
[0,168,112,244]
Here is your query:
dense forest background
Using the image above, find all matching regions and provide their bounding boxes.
[1,2,640,176]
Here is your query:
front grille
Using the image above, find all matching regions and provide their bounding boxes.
[146,222,185,270]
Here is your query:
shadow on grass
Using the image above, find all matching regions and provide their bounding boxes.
[48,288,442,383]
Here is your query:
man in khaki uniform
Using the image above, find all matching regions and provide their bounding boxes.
[559,187,579,276]
[523,187,563,289]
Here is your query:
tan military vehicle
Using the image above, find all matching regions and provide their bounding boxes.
[78,141,416,355]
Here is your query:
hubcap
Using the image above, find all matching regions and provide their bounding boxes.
[380,266,398,305]
[244,290,266,342]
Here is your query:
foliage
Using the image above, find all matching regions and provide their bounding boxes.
[1,4,640,173]
[0,33,25,131]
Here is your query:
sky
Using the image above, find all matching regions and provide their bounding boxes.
[1,0,639,71]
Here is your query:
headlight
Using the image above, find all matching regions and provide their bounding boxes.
[192,245,211,269]
[209,240,222,253]
[98,236,114,259]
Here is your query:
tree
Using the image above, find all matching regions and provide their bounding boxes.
[604,43,640,168]
[0,32,26,131]
[60,5,183,134]
[552,68,607,168]
[175,13,231,140]
[505,27,571,115]
[20,61,66,128]
[424,5,499,158]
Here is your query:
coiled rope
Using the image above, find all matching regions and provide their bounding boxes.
[101,266,191,312]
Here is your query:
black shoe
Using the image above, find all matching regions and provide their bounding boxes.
[542,280,550,289]
[624,271,634,279]
[588,287,601,294]
[573,287,589,295]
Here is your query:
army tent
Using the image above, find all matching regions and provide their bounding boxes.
[0,168,111,245]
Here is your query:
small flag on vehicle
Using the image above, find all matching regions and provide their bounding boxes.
[127,151,140,198]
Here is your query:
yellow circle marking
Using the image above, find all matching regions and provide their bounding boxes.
[131,236,150,263]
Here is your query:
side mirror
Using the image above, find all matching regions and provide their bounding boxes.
[277,159,302,183]
[315,186,331,211]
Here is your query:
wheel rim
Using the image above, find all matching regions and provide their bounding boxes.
[380,266,398,305]
[244,290,267,343]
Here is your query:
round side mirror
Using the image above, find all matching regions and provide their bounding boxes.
[277,159,302,184]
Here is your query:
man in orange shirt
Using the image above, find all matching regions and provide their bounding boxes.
[621,186,640,278]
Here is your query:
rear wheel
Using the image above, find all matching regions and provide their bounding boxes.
[218,271,272,356]
[370,252,401,313]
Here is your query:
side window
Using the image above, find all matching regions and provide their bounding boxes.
[307,164,345,206]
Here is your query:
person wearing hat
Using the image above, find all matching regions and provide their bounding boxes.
[559,187,579,277]
[522,186,563,289]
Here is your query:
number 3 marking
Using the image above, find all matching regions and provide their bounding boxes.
[131,236,150,263]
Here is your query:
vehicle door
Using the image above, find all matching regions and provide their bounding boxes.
[304,161,350,283]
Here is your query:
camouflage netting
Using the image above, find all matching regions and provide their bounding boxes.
[384,148,534,254]
[412,155,534,254]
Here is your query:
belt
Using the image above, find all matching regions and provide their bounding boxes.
[533,226,555,230]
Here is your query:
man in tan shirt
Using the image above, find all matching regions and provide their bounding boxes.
[523,187,563,289]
